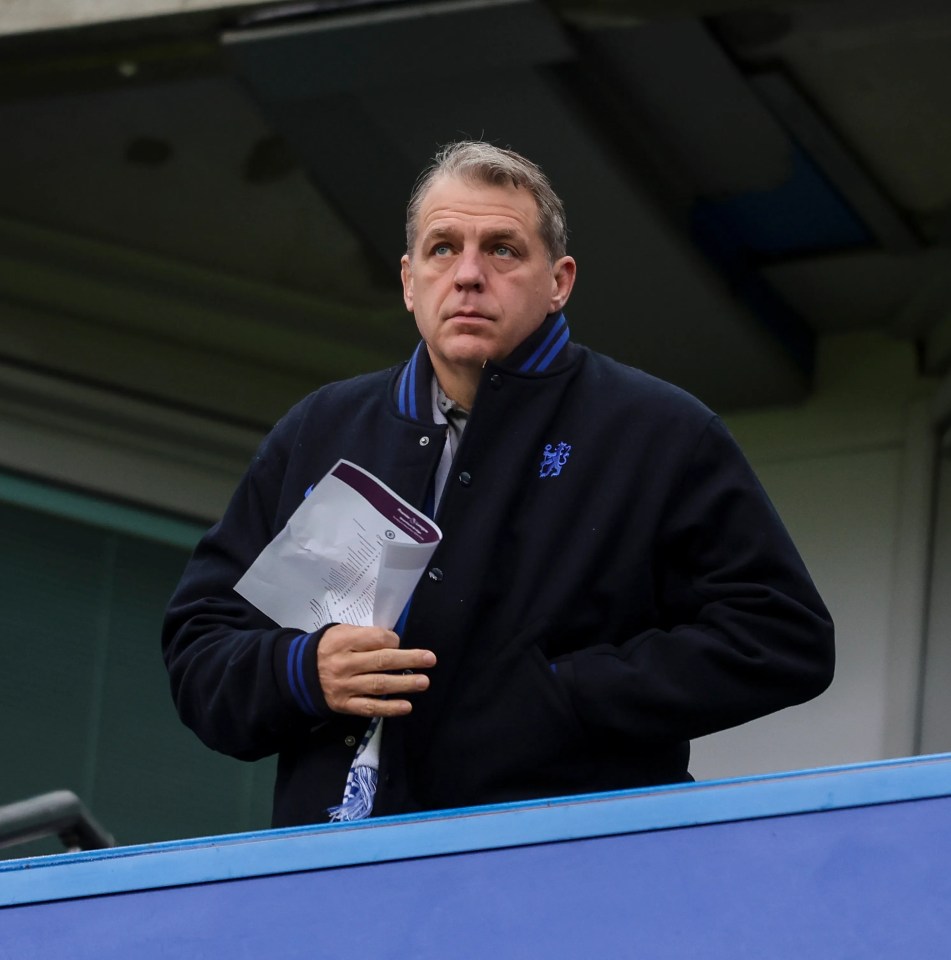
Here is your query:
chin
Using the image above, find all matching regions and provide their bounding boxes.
[441,336,502,367]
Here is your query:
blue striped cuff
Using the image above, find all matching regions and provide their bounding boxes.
[286,632,318,715]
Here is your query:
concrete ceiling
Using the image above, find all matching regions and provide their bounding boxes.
[1,0,950,430]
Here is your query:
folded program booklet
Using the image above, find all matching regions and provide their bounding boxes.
[235,460,442,632]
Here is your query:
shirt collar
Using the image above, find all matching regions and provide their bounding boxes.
[434,382,466,417]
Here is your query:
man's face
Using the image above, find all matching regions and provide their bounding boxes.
[401,176,575,386]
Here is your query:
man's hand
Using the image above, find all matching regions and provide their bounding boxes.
[317,624,436,717]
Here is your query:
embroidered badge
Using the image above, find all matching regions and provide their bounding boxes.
[539,442,572,478]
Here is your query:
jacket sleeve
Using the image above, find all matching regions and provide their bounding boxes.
[554,415,835,744]
[162,419,334,762]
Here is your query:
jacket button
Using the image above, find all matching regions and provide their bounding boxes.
[344,735,356,747]
[428,567,444,582]
[489,374,502,389]
[458,471,472,486]
[419,436,430,446]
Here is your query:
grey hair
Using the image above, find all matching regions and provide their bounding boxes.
[405,140,568,261]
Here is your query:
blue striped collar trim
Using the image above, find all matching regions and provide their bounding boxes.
[396,341,434,422]
[395,313,571,422]
[515,312,570,373]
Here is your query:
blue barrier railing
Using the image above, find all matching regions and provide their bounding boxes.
[2,754,950,958]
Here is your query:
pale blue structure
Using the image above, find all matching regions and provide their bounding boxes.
[2,755,950,958]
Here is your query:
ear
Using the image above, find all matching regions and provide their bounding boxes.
[400,254,414,313]
[548,256,577,313]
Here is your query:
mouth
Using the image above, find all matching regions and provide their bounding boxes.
[446,311,494,323]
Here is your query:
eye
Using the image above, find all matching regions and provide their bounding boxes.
[432,243,452,256]
[493,245,514,258]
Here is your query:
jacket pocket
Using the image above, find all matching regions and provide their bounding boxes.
[424,621,588,803]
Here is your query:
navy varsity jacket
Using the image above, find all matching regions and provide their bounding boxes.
[162,312,834,825]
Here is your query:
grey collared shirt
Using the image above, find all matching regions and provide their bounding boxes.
[431,379,469,509]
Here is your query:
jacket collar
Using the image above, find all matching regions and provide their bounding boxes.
[503,310,571,374]
[395,312,572,423]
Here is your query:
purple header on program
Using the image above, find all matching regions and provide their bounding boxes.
[331,461,440,544]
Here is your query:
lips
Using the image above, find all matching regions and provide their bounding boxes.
[446,310,494,323]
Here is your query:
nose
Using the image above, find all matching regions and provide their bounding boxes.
[453,246,485,292]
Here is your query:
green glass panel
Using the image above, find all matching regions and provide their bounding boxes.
[0,491,275,860]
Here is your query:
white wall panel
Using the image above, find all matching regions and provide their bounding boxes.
[920,441,951,755]
[690,446,903,778]
[692,334,938,779]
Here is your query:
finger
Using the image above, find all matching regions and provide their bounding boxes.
[341,669,431,700]
[346,647,436,674]
[323,647,434,680]
[345,697,415,718]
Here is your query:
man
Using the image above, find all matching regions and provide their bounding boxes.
[163,141,834,827]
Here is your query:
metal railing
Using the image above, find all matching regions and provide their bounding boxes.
[0,791,115,854]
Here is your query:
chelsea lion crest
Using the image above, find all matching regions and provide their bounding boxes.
[539,441,572,478]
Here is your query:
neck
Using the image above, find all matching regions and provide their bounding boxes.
[430,355,480,412]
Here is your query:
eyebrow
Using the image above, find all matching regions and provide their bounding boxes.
[421,226,457,244]
[485,228,521,244]
[421,226,525,246]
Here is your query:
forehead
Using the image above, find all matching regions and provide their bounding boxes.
[415,175,542,240]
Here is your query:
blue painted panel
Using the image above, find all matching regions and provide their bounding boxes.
[1,797,948,958]
[688,144,875,377]
[692,145,872,257]
[2,757,950,958]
